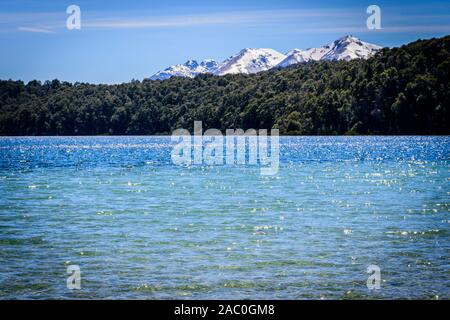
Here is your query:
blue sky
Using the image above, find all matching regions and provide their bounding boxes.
[1,0,450,83]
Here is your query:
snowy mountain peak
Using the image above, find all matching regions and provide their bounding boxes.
[149,36,382,80]
[199,59,220,71]
[216,48,286,75]
[321,35,382,61]
[336,35,359,43]
[277,49,308,68]
[287,49,303,54]
[277,35,381,67]
[150,58,219,80]
[183,59,199,69]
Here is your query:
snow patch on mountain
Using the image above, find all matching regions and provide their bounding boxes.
[277,49,308,68]
[216,48,286,75]
[150,59,219,80]
[277,35,381,67]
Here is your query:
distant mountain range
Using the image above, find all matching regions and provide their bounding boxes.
[150,35,382,80]
[2,35,449,136]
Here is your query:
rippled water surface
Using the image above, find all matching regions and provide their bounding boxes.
[0,136,449,299]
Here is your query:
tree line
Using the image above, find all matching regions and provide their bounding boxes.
[0,35,449,135]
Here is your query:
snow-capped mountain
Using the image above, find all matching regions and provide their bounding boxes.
[277,35,382,67]
[277,49,308,68]
[149,59,219,80]
[216,48,286,75]
[321,35,381,61]
[150,36,381,80]
[198,59,220,73]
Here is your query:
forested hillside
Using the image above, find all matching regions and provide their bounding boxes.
[0,35,449,135]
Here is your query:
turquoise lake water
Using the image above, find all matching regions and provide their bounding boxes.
[0,136,449,299]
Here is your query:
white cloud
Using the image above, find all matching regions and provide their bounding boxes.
[4,8,353,32]
[77,9,354,29]
[5,8,450,35]
[18,26,55,34]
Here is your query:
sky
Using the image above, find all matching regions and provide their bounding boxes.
[1,0,450,84]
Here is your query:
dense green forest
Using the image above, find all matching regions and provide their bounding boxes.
[0,35,449,135]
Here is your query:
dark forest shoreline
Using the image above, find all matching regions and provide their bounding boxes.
[1,35,449,136]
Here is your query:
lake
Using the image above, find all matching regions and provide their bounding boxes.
[0,136,448,299]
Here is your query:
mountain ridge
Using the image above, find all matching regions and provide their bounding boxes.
[150,35,382,80]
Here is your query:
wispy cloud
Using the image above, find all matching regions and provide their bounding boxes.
[378,25,450,33]
[4,7,450,35]
[290,25,450,34]
[18,26,55,34]
[81,9,354,29]
[2,8,355,32]
[0,12,62,24]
